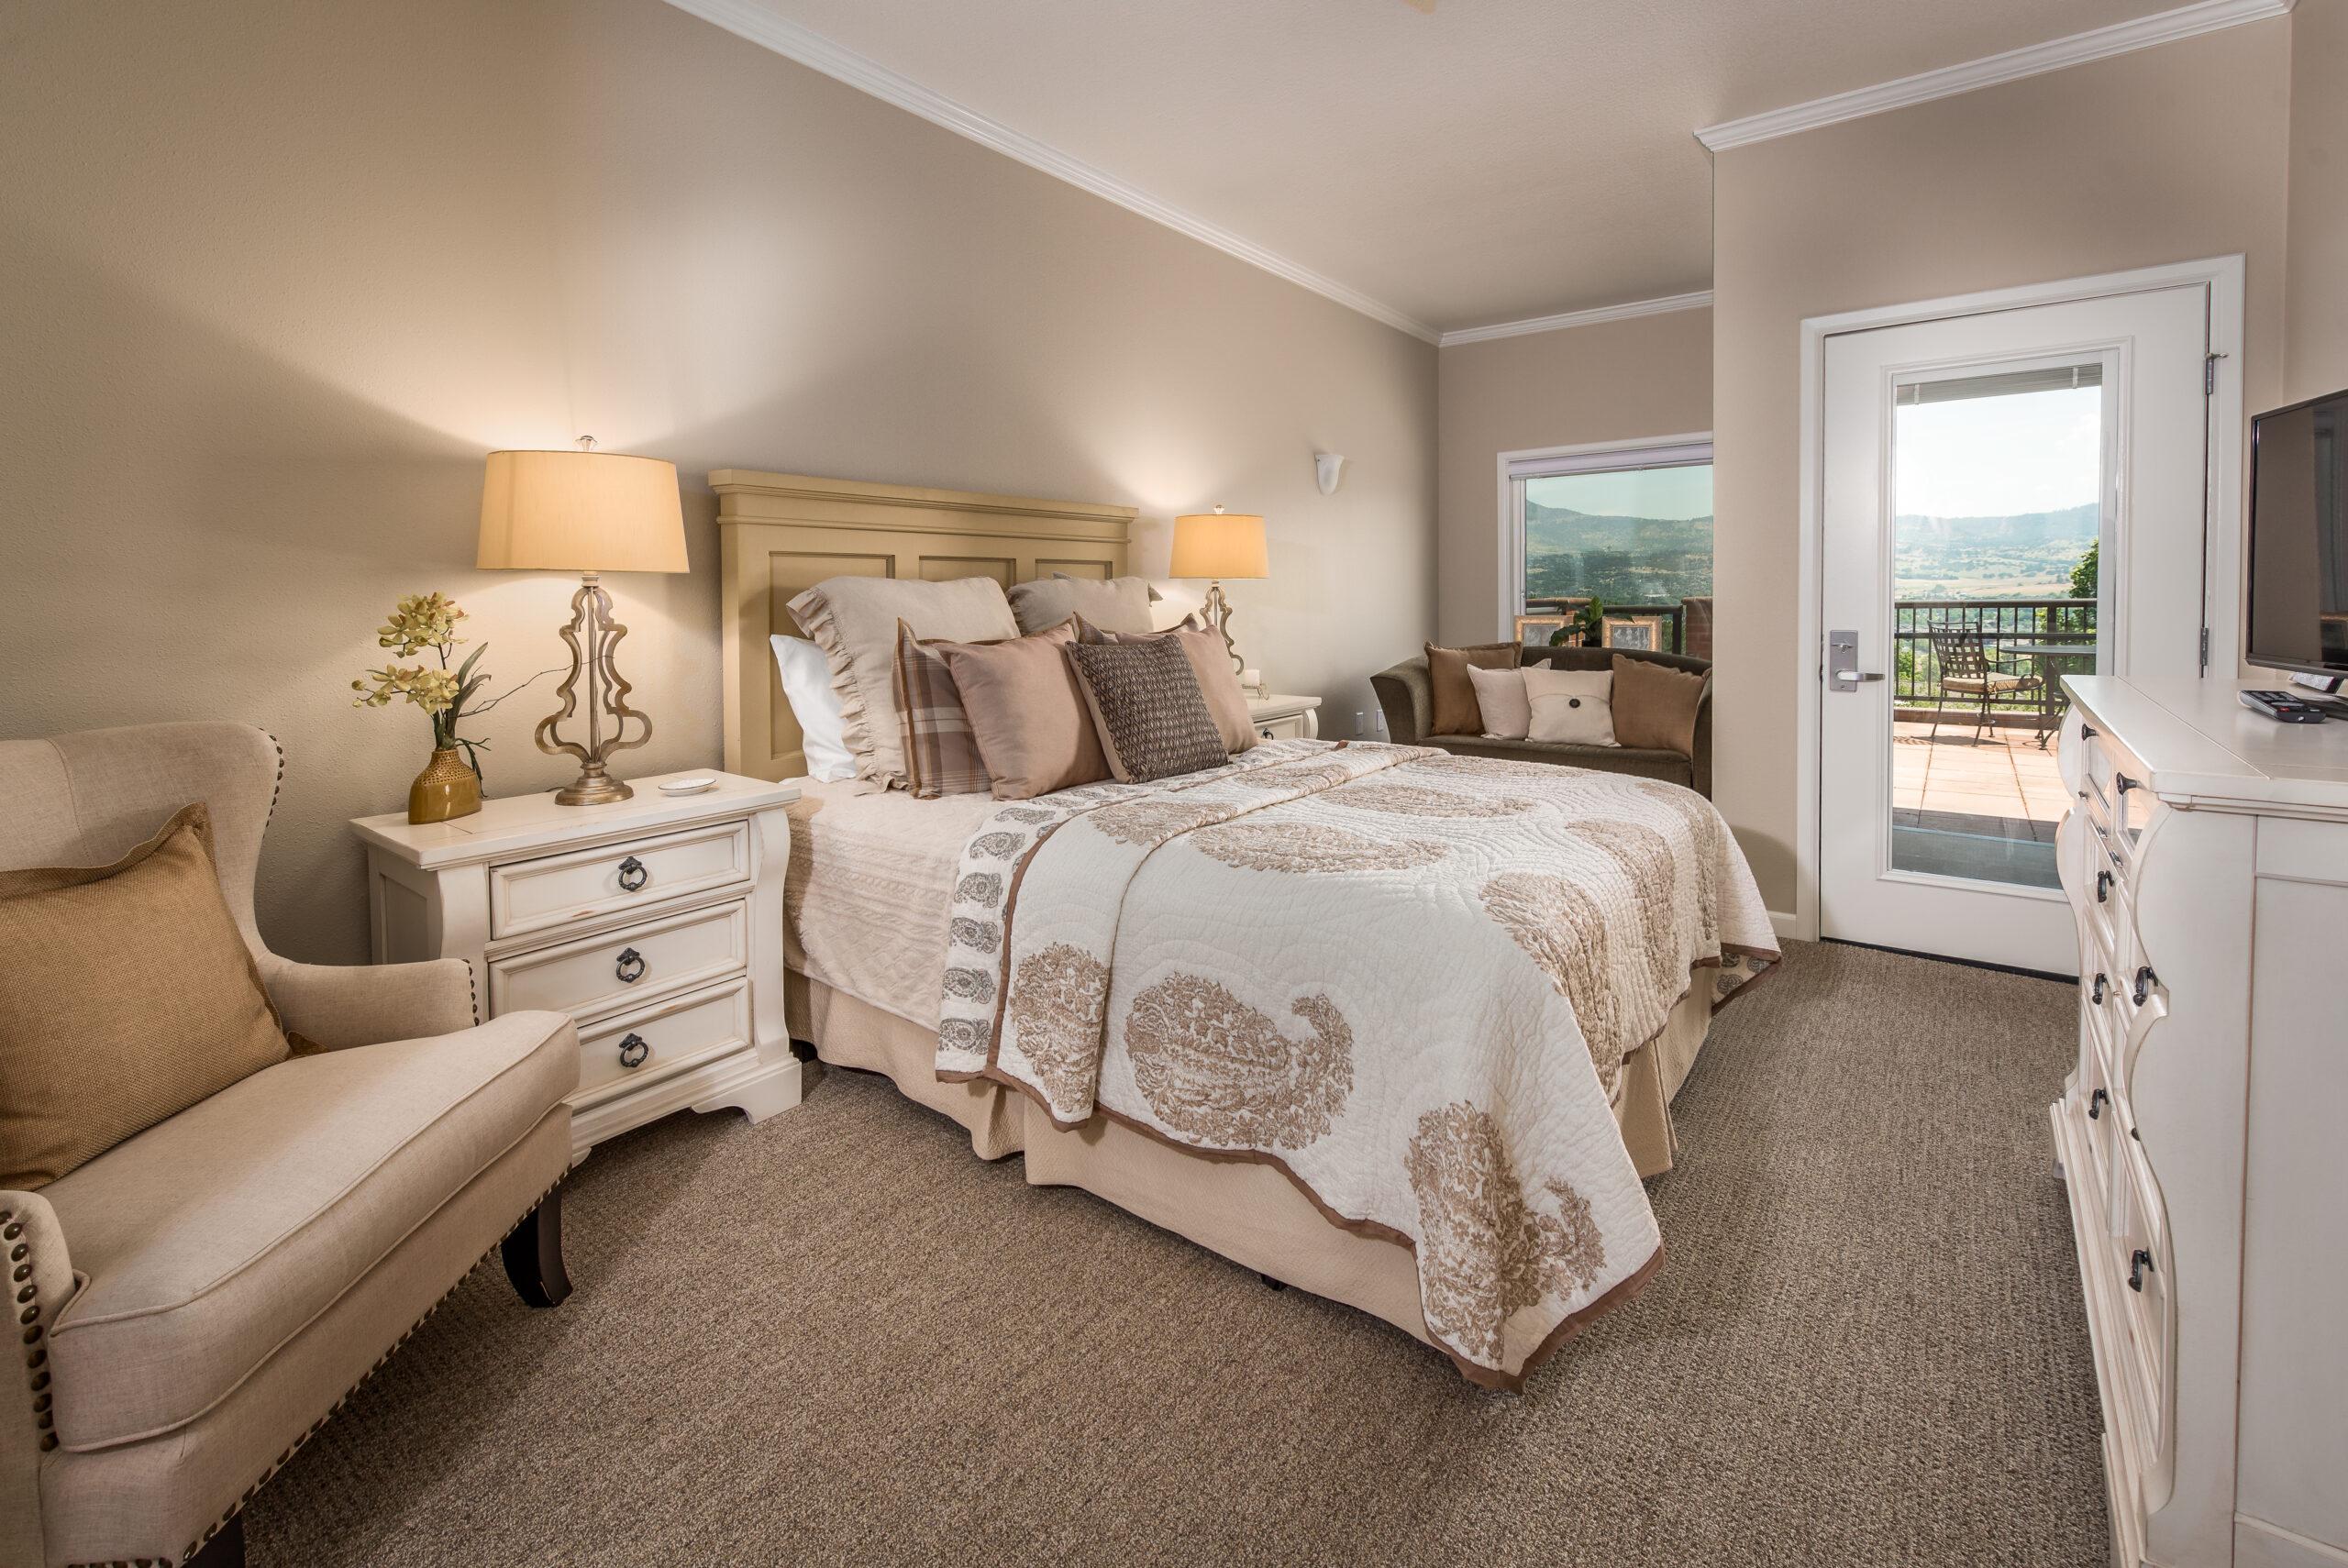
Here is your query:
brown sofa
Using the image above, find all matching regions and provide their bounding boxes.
[1371,645,1712,798]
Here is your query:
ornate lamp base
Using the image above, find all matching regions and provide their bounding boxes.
[538,572,653,805]
[1201,580,1242,675]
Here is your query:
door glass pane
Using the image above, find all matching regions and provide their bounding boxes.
[1520,463,1711,653]
[1889,364,2103,889]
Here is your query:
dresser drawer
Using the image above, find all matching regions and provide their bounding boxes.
[2110,1140,2171,1466]
[489,820,752,940]
[574,979,752,1105]
[489,900,748,1021]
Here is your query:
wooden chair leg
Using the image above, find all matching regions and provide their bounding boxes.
[500,1185,572,1309]
[189,1514,246,1568]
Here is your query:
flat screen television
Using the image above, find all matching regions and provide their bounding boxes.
[2247,386,2348,678]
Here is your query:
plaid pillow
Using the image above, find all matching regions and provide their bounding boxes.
[892,619,996,798]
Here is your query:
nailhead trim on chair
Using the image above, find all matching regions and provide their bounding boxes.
[60,1175,572,1568]
[465,958,481,1026]
[1,1211,58,1456]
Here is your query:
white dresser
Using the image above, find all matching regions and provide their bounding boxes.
[2053,677,2348,1568]
[352,770,803,1159]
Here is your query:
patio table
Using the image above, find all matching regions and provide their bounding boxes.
[2000,642,2097,747]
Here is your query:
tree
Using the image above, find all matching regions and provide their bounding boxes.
[2069,540,2099,600]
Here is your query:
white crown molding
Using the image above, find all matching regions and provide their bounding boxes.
[1437,291,1712,348]
[664,0,1441,343]
[1695,0,2294,152]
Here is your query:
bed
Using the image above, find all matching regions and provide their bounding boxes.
[716,469,1778,1388]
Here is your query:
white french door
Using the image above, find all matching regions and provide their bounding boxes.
[1818,283,2214,972]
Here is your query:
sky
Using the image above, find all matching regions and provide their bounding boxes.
[1525,463,1713,520]
[1894,385,2102,519]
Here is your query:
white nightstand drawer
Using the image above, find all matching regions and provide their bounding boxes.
[489,819,752,940]
[489,899,748,1021]
[574,979,752,1105]
[1256,714,1310,741]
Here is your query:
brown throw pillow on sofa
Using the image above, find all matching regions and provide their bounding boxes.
[0,802,290,1189]
[1425,641,1523,735]
[937,619,1112,800]
[1611,655,1708,756]
[1067,635,1229,783]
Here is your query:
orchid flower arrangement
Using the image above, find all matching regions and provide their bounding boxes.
[352,592,553,779]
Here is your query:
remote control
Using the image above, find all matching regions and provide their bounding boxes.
[2239,689,2328,723]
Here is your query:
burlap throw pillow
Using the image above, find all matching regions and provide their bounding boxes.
[1425,641,1523,735]
[1066,635,1229,783]
[1611,655,1709,756]
[0,802,290,1188]
[1075,614,1259,756]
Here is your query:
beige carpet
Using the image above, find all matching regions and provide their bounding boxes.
[246,941,2106,1567]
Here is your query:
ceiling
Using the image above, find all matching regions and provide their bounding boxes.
[682,0,2209,337]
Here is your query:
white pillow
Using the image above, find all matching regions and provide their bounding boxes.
[769,635,856,781]
[1523,667,1616,746]
[1466,665,1531,741]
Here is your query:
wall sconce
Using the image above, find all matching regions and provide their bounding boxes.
[1314,453,1347,495]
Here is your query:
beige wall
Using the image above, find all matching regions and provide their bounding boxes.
[1711,19,2293,914]
[0,0,1435,966]
[2287,0,2348,403]
[1434,309,1713,646]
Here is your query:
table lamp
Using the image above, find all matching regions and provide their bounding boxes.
[1169,505,1268,674]
[477,438,688,805]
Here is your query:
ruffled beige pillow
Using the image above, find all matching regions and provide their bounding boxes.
[787,575,1019,790]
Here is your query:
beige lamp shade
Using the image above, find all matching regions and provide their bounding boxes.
[477,449,689,574]
[1169,511,1268,580]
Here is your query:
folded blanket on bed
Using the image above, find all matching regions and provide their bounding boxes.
[935,738,1777,1387]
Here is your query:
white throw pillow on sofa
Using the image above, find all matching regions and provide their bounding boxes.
[770,635,857,781]
[1523,667,1617,746]
[1466,664,1531,740]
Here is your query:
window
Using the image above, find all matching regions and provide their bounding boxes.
[1506,437,1712,655]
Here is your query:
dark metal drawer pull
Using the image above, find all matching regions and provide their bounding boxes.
[2128,1248,2153,1292]
[2088,1088,2108,1120]
[2132,966,2155,1006]
[615,947,647,984]
[618,1032,651,1069]
[2115,774,2138,795]
[2079,723,2098,740]
[617,856,649,892]
[2090,973,2108,1005]
[2096,870,2111,904]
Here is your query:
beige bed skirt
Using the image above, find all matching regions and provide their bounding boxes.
[786,970,1716,1364]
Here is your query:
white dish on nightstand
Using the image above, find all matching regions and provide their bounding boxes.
[659,776,718,797]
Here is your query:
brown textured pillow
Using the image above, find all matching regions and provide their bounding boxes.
[0,802,290,1189]
[1075,614,1258,755]
[937,619,1112,800]
[1611,655,1708,756]
[892,619,1002,799]
[1067,635,1229,783]
[1426,641,1523,735]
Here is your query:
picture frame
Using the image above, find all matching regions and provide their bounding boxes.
[1600,614,1667,652]
[1512,613,1571,648]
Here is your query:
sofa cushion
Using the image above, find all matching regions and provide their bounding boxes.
[1424,641,1521,735]
[1431,734,1694,788]
[0,801,289,1189]
[39,1009,577,1451]
[1612,653,1708,757]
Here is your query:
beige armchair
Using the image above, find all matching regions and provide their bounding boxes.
[0,723,580,1568]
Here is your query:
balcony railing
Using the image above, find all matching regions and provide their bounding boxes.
[1896,598,2097,721]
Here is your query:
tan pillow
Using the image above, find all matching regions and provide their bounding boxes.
[1068,635,1228,783]
[1524,667,1616,746]
[937,620,1111,800]
[1008,575,1156,636]
[1466,664,1531,740]
[787,575,1019,790]
[0,802,290,1189]
[1076,614,1258,755]
[1426,641,1523,735]
[1612,655,1708,756]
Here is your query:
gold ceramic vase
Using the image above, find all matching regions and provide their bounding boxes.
[407,745,482,824]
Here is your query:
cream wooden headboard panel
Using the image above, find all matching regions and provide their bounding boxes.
[714,469,1135,781]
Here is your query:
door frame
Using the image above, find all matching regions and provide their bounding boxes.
[1789,255,2244,944]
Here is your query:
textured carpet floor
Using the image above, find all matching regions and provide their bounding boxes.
[245,940,2105,1567]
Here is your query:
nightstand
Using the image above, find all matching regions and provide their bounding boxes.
[1246,692,1322,742]
[350,769,803,1159]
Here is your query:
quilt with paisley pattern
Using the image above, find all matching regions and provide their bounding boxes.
[933,737,1777,1387]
